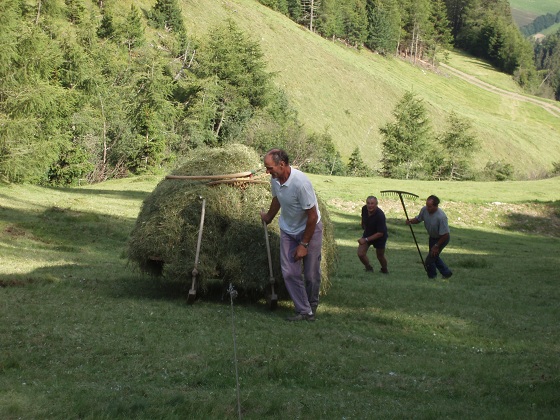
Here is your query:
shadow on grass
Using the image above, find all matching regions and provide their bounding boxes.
[44,186,153,201]
[500,200,560,237]
[2,199,558,314]
[0,201,137,247]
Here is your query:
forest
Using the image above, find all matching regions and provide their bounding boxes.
[1,0,559,185]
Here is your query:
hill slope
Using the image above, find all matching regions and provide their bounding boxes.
[142,0,560,177]
[510,0,560,26]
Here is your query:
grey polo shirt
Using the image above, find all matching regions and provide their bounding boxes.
[271,168,321,235]
[417,207,450,238]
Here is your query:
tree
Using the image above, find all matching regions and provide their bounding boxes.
[287,0,303,22]
[365,0,401,55]
[443,0,470,38]
[426,0,453,65]
[121,5,145,52]
[534,30,560,100]
[97,12,115,39]
[127,60,178,173]
[65,0,85,25]
[435,111,478,180]
[188,20,274,145]
[0,16,74,184]
[347,147,372,177]
[340,0,368,47]
[315,0,343,40]
[150,0,185,34]
[301,0,320,31]
[401,0,432,61]
[379,91,431,179]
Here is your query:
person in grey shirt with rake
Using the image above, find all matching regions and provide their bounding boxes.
[406,195,453,279]
[261,148,323,322]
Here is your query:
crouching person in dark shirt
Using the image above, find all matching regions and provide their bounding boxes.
[357,196,388,274]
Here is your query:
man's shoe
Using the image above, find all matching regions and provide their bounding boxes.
[442,272,453,279]
[286,313,315,322]
[365,266,374,272]
[380,268,389,274]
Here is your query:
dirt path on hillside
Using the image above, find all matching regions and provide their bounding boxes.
[440,63,560,118]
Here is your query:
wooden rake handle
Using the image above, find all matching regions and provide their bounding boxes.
[380,190,427,272]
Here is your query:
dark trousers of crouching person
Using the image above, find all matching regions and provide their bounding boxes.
[280,221,323,316]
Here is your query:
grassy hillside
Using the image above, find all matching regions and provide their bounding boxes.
[89,1,560,177]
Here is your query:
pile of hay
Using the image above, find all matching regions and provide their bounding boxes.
[128,144,337,301]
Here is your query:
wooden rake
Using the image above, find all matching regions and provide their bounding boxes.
[261,208,278,310]
[380,190,427,273]
[187,198,206,304]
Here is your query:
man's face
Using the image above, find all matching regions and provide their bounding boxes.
[426,199,438,214]
[264,155,283,179]
[366,198,378,213]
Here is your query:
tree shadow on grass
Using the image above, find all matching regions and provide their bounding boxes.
[499,200,560,237]
[44,186,152,201]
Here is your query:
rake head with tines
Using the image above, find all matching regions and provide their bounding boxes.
[380,190,426,273]
[381,190,419,199]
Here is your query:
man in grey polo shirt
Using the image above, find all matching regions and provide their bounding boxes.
[406,195,453,279]
[260,149,323,321]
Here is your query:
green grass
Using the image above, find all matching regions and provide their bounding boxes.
[445,50,526,93]
[509,0,560,16]
[542,22,560,36]
[1,176,559,418]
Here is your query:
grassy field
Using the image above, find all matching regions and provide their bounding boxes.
[117,0,560,177]
[509,0,560,16]
[542,22,560,36]
[1,175,559,418]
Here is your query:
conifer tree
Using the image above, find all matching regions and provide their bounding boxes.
[365,0,401,55]
[316,0,343,40]
[427,0,453,64]
[287,0,302,22]
[150,0,185,34]
[65,0,85,25]
[535,30,560,100]
[379,91,431,179]
[435,111,478,180]
[97,12,115,40]
[1,16,71,183]
[128,61,177,173]
[347,147,371,177]
[401,0,432,61]
[121,5,145,52]
[341,0,368,47]
[189,20,273,144]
